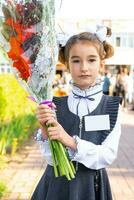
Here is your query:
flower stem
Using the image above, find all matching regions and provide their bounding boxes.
[48,138,58,177]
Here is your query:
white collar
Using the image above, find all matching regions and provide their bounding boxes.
[71,79,103,97]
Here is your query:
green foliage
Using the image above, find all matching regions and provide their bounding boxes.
[0,86,7,122]
[0,156,7,170]
[0,181,7,199]
[0,114,38,155]
[0,74,36,123]
[0,74,39,155]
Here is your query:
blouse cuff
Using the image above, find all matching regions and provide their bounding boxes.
[67,135,79,159]
[69,136,97,161]
[35,129,48,142]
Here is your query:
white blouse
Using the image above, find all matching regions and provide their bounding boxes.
[37,80,121,170]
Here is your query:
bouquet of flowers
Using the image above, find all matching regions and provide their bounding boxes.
[0,0,75,180]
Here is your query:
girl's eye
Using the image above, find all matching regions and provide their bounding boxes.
[72,60,80,63]
[89,59,96,62]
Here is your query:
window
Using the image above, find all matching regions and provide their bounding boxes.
[116,37,120,47]
[7,68,11,73]
[1,68,5,73]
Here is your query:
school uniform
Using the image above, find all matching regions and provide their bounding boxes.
[31,80,121,200]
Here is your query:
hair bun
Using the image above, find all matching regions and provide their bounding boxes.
[58,45,66,64]
[106,27,112,37]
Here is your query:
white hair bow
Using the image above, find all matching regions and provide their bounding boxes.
[57,24,107,46]
[85,24,107,42]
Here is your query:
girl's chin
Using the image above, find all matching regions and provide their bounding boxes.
[76,85,94,90]
[76,81,96,89]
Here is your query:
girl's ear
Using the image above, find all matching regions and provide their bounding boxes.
[100,60,105,69]
[65,61,70,72]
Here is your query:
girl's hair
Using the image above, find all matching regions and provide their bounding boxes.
[58,27,114,65]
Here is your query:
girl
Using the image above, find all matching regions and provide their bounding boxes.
[31,25,121,200]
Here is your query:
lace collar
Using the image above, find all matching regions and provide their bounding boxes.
[70,78,103,97]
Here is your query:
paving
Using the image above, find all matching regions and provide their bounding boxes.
[1,110,134,200]
[107,110,134,200]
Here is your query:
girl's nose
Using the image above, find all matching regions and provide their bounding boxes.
[81,62,88,72]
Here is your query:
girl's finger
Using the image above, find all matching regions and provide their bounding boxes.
[38,117,55,125]
[46,119,58,126]
[48,131,58,136]
[36,104,51,111]
[36,108,52,115]
[52,102,57,109]
[49,134,59,140]
[39,119,47,125]
[47,126,58,132]
[49,136,57,140]
[37,113,56,120]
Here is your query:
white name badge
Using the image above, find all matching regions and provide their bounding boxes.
[84,115,110,131]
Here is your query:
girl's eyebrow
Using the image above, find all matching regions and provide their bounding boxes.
[71,55,98,59]
[88,55,98,58]
[70,56,80,59]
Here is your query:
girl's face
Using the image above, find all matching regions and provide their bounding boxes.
[68,41,104,89]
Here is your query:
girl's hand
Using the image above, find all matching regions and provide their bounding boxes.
[36,103,56,140]
[46,118,77,150]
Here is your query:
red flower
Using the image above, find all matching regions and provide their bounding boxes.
[13,57,31,79]
[5,14,36,80]
[2,2,39,80]
[7,36,31,80]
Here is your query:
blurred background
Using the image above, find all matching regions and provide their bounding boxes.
[0,0,134,199]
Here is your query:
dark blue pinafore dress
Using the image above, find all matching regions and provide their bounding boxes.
[31,95,121,200]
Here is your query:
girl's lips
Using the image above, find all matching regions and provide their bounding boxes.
[79,75,91,78]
